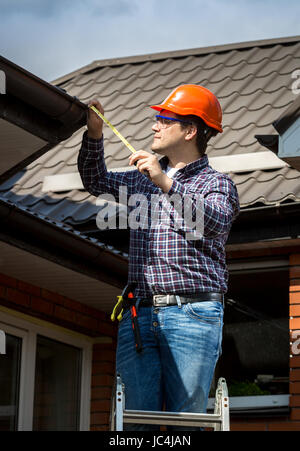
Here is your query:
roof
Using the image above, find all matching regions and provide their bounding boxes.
[273,94,300,135]
[1,35,300,229]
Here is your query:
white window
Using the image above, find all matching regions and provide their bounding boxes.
[0,310,92,431]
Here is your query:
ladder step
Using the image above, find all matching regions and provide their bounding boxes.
[124,409,223,428]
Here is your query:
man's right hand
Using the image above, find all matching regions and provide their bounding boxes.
[87,99,104,139]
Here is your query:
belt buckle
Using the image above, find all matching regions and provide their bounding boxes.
[153,295,171,307]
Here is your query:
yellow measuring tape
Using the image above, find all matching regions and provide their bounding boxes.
[89,105,137,154]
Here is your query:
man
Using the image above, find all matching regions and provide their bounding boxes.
[78,85,240,430]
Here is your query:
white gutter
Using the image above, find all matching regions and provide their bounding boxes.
[0,330,5,354]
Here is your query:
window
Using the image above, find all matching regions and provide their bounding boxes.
[33,336,82,431]
[0,333,22,431]
[0,310,92,430]
[211,258,290,414]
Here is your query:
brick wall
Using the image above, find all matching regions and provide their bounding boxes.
[289,254,300,428]
[0,272,118,431]
[90,341,117,430]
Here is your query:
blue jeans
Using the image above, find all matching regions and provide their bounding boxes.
[116,300,224,431]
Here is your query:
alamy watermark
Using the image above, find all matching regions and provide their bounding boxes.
[0,70,6,95]
[291,330,300,356]
[291,69,300,95]
[95,186,204,240]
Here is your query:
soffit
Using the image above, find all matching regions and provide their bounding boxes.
[0,240,120,313]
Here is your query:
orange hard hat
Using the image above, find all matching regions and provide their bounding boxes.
[151,84,223,133]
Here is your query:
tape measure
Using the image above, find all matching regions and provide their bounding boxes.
[89,105,137,155]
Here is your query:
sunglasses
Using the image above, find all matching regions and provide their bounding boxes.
[154,115,192,128]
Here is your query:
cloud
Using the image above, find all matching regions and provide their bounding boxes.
[0,0,70,17]
[0,0,299,82]
[0,0,138,18]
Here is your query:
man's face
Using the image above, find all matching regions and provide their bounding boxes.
[151,110,188,155]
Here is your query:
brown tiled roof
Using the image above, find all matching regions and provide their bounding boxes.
[1,35,300,227]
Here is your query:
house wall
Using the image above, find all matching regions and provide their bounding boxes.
[0,272,118,431]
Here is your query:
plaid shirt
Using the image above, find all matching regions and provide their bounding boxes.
[78,131,240,297]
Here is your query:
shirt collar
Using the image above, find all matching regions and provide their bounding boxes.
[159,154,209,176]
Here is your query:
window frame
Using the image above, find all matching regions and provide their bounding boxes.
[209,257,290,412]
[0,308,92,431]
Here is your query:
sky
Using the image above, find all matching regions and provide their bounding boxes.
[0,0,300,82]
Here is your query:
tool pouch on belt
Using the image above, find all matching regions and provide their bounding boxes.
[111,282,142,353]
[111,282,137,322]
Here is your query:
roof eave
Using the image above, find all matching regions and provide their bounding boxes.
[0,198,128,288]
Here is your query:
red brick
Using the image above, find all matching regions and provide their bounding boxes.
[6,287,30,307]
[268,421,300,431]
[17,280,41,297]
[290,255,300,266]
[290,395,300,407]
[92,374,114,387]
[291,408,300,421]
[291,355,300,368]
[230,421,267,431]
[75,302,107,320]
[290,369,300,381]
[74,312,98,331]
[93,342,116,352]
[92,349,116,363]
[290,280,300,292]
[42,288,108,324]
[41,288,58,303]
[90,412,109,425]
[90,425,108,431]
[86,307,107,321]
[290,318,300,330]
[41,289,72,308]
[91,387,112,399]
[290,266,300,279]
[31,296,53,316]
[290,382,300,394]
[0,285,6,299]
[92,362,114,375]
[96,320,118,338]
[290,292,300,305]
[290,305,300,316]
[91,399,111,412]
[53,305,76,322]
[60,296,86,313]
[0,273,17,288]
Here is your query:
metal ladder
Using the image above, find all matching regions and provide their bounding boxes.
[110,374,230,431]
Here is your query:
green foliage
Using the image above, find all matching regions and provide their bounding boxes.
[228,380,270,397]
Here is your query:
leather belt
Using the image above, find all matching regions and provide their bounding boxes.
[123,292,224,308]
